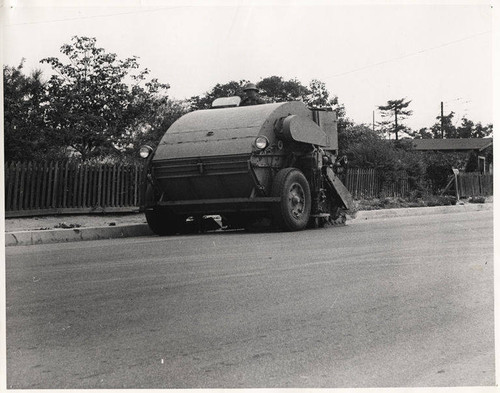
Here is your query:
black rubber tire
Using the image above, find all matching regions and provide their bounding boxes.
[271,168,311,231]
[146,207,183,236]
[144,184,183,236]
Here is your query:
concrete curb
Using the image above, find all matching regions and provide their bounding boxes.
[5,224,153,247]
[352,202,492,221]
[5,203,492,246]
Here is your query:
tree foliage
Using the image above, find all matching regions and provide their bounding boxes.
[190,80,247,110]
[40,36,169,161]
[430,111,456,138]
[257,76,310,103]
[134,98,190,149]
[414,112,493,140]
[377,98,413,140]
[457,118,492,139]
[306,79,338,108]
[190,76,342,110]
[338,124,379,156]
[424,151,470,191]
[4,36,493,184]
[412,127,434,140]
[3,61,66,161]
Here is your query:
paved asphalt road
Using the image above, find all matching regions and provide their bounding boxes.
[5,210,494,389]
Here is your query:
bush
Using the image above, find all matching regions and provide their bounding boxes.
[423,151,469,192]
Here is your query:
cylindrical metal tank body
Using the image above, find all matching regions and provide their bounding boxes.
[151,101,312,202]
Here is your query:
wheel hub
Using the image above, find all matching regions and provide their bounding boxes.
[288,183,305,218]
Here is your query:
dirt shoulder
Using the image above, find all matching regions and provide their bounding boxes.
[4,196,492,233]
[5,213,147,233]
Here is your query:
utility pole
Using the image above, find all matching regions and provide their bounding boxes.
[441,101,444,138]
[394,108,399,141]
[372,111,375,132]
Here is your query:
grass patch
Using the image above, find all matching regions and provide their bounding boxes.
[356,195,457,211]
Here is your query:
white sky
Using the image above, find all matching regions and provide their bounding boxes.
[1,0,495,131]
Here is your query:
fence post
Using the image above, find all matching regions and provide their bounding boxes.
[23,162,32,210]
[91,165,97,207]
[134,165,139,206]
[12,162,21,211]
[96,164,102,207]
[52,161,59,208]
[452,169,460,200]
[29,162,36,210]
[93,165,99,207]
[5,163,12,211]
[119,164,123,207]
[110,164,116,207]
[83,164,89,208]
[123,166,128,207]
[75,162,81,207]
[62,161,69,208]
[356,168,361,200]
[46,162,54,208]
[105,165,110,207]
[18,162,28,211]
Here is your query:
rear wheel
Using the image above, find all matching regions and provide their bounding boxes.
[146,207,184,236]
[271,168,311,231]
[144,184,183,236]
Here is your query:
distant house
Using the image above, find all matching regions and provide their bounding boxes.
[412,138,493,173]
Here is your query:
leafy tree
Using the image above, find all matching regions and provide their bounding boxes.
[456,117,474,139]
[412,127,434,139]
[257,76,310,103]
[430,111,456,138]
[472,122,493,138]
[456,117,492,138]
[346,136,398,171]
[338,124,379,156]
[377,98,413,140]
[301,78,357,142]
[134,98,190,149]
[424,151,469,191]
[258,77,339,107]
[190,76,337,109]
[306,79,337,107]
[412,115,492,140]
[190,80,247,110]
[3,61,66,161]
[40,36,169,161]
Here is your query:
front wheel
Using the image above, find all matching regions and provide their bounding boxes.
[271,168,311,231]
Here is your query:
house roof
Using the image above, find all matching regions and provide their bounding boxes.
[412,138,493,152]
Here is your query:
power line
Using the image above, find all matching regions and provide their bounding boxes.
[5,6,185,27]
[329,30,490,78]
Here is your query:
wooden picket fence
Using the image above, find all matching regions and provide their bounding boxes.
[343,168,380,199]
[457,172,493,197]
[343,168,410,199]
[5,161,492,218]
[5,161,143,217]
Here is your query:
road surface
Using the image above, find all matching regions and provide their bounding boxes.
[5,210,494,388]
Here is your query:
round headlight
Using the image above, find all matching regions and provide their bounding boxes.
[254,136,269,150]
[139,145,153,159]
